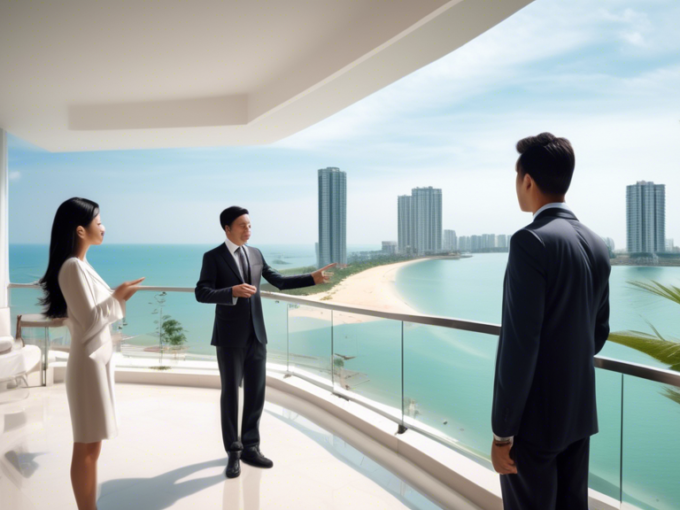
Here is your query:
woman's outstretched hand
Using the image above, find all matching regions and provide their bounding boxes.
[113,277,145,302]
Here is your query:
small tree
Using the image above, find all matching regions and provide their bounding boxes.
[162,318,187,350]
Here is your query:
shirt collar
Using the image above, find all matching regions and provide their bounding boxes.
[224,237,245,255]
[533,202,571,220]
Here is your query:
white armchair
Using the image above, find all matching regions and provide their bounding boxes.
[0,308,42,389]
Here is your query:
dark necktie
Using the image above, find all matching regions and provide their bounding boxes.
[236,246,251,284]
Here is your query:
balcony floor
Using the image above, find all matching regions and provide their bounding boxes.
[1,383,442,510]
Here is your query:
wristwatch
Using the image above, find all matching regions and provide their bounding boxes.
[493,434,514,444]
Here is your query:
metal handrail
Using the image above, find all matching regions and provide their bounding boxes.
[9,282,680,388]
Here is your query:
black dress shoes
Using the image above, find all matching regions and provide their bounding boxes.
[226,451,241,478]
[240,446,274,468]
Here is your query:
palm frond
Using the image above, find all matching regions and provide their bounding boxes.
[644,319,667,342]
[662,387,680,406]
[629,280,680,305]
[607,332,680,371]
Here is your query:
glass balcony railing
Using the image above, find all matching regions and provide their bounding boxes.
[8,283,680,509]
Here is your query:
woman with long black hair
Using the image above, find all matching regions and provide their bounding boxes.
[39,197,144,510]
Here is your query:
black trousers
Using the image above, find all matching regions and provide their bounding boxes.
[500,436,590,510]
[215,333,267,452]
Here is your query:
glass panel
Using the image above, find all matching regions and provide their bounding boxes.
[403,323,497,467]
[115,290,216,369]
[262,298,288,370]
[331,311,402,421]
[287,303,331,384]
[589,369,622,502]
[622,375,680,510]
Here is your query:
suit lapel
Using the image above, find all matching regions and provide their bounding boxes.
[219,244,244,284]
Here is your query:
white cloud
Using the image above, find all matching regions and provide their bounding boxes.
[9,171,20,181]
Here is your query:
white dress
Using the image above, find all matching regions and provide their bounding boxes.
[58,257,125,443]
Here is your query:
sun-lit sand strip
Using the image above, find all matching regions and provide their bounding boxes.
[288,257,453,324]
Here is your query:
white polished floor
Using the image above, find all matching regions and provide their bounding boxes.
[0,383,441,510]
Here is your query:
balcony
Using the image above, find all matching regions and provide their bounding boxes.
[4,284,680,510]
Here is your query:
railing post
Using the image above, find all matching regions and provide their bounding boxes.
[399,320,407,434]
[284,302,291,377]
[0,129,9,308]
[330,310,334,390]
[619,374,625,504]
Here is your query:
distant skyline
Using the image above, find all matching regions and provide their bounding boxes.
[7,0,680,248]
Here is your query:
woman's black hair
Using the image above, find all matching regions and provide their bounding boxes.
[39,198,100,318]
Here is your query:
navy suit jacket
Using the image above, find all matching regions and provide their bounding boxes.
[195,244,315,347]
[492,208,611,451]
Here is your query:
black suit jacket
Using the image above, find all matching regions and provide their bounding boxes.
[195,244,315,347]
[492,208,611,451]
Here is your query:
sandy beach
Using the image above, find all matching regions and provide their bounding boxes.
[285,257,445,324]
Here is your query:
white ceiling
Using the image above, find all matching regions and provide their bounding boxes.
[0,0,533,152]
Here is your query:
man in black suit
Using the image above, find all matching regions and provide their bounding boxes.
[195,206,335,478]
[491,133,611,509]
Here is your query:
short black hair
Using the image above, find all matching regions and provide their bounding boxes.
[516,133,575,195]
[220,206,249,230]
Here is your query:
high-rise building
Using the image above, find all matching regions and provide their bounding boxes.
[398,188,442,255]
[318,167,347,267]
[443,230,457,252]
[398,195,413,254]
[482,234,496,250]
[666,239,675,252]
[471,235,482,252]
[626,181,665,254]
[411,187,442,255]
[382,241,397,255]
[458,236,470,252]
[602,237,616,253]
[497,234,508,249]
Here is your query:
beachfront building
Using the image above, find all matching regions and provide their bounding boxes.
[458,236,471,252]
[471,235,482,252]
[496,234,509,249]
[443,229,457,252]
[382,241,398,255]
[398,188,442,255]
[397,195,414,255]
[318,167,347,267]
[602,237,616,253]
[626,181,666,254]
[412,187,443,255]
[481,234,496,250]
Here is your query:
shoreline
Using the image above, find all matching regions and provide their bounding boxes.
[288,257,450,324]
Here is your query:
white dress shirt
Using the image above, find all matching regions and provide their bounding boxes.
[533,202,571,219]
[225,238,247,304]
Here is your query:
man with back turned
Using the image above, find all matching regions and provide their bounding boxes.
[195,206,335,478]
[491,133,611,509]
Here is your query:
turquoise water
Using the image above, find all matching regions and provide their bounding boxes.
[395,254,680,368]
[9,246,680,509]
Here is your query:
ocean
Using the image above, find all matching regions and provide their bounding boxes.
[8,245,680,509]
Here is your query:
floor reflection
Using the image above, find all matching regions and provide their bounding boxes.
[98,458,228,510]
[1,384,443,510]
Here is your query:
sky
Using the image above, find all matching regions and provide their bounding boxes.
[8,0,680,249]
